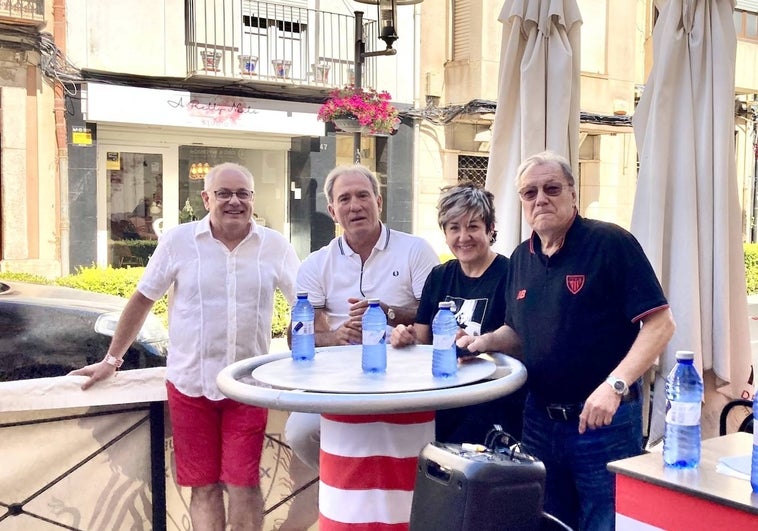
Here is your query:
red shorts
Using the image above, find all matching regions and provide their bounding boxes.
[166,381,268,487]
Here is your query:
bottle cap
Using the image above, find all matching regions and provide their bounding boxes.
[296,291,309,298]
[438,301,454,309]
[675,350,695,361]
[367,298,380,305]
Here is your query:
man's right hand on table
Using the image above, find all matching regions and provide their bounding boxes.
[390,324,417,347]
[332,321,363,345]
[69,358,118,390]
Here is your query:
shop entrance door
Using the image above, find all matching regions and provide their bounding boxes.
[97,147,175,269]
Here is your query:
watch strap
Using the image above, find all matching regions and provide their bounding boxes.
[605,375,629,396]
[104,354,124,368]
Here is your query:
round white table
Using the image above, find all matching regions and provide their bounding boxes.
[217,345,526,530]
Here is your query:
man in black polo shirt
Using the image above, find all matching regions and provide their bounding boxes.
[459,151,675,530]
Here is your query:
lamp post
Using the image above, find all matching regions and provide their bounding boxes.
[351,0,423,163]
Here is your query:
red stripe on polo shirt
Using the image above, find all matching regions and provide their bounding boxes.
[319,514,409,531]
[322,411,436,424]
[320,452,419,490]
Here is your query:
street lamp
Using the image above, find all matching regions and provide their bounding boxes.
[355,0,423,49]
[350,0,423,163]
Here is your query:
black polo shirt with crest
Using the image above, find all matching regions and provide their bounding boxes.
[505,215,668,404]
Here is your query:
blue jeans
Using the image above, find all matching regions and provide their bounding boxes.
[521,393,643,531]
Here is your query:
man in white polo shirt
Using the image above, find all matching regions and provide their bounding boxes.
[284,164,439,471]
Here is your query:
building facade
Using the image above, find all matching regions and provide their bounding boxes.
[413,0,758,253]
[62,0,426,270]
[0,1,58,276]
[20,0,423,272]
[412,0,643,253]
[3,0,758,274]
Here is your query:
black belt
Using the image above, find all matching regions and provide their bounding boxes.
[540,384,640,422]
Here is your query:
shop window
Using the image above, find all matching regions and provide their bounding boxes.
[107,152,163,268]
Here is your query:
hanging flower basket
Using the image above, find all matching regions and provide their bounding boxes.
[332,117,369,134]
[317,85,400,136]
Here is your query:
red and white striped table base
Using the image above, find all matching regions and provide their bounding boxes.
[318,411,436,530]
[615,474,758,529]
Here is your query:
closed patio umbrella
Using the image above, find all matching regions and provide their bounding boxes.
[631,0,752,441]
[485,0,582,255]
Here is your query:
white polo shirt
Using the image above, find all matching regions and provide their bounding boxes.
[297,223,439,330]
[137,215,299,400]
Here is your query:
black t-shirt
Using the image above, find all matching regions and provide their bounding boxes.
[417,254,509,338]
[417,254,525,443]
[506,215,669,404]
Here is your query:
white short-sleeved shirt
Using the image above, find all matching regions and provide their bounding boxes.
[297,223,439,330]
[138,215,299,400]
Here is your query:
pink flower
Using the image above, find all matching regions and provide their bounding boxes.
[317,86,400,135]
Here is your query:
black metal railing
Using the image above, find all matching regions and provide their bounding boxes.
[0,0,44,24]
[187,0,379,89]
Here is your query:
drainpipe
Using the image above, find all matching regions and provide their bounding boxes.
[412,3,421,233]
[53,0,69,275]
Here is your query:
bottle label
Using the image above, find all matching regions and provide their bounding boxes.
[293,320,314,335]
[665,400,701,426]
[363,329,386,345]
[433,334,456,350]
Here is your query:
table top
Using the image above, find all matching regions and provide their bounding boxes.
[252,345,495,393]
[608,432,758,515]
[217,345,527,415]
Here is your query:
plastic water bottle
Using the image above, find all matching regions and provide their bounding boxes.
[291,292,315,361]
[663,350,703,468]
[361,298,387,373]
[752,390,758,492]
[432,301,458,378]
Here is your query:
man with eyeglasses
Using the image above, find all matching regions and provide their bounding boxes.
[459,151,675,530]
[71,162,299,531]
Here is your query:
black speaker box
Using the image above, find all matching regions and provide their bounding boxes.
[409,442,546,531]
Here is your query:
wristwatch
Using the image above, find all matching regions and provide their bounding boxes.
[605,375,629,396]
[386,307,396,324]
[104,353,124,368]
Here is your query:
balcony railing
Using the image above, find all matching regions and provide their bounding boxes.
[0,0,44,25]
[187,0,379,89]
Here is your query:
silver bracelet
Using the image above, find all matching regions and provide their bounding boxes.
[103,354,123,368]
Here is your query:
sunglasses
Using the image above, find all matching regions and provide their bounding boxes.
[518,183,571,201]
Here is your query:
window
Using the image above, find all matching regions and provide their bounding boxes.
[578,0,607,75]
[735,9,758,41]
[106,152,164,268]
[451,0,471,60]
[241,12,307,79]
[458,155,488,187]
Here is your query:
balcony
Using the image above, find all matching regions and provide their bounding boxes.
[0,0,45,26]
[187,0,380,93]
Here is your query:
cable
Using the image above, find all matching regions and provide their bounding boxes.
[484,424,522,459]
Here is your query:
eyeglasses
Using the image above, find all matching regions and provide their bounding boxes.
[213,189,254,201]
[517,183,571,201]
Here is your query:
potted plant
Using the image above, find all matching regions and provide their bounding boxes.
[317,85,400,135]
